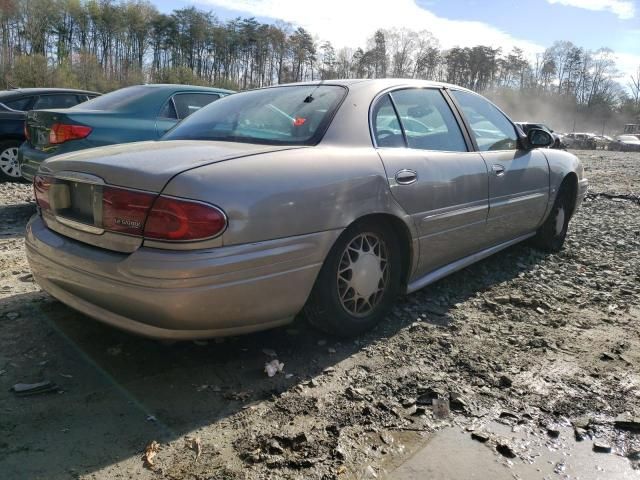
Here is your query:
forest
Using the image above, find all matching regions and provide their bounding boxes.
[1,0,639,132]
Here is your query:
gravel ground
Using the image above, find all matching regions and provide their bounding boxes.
[0,150,639,479]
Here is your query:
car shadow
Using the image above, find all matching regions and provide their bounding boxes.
[0,241,549,479]
[0,203,35,240]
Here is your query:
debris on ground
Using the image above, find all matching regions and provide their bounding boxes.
[185,436,202,461]
[264,359,284,377]
[143,440,160,468]
[10,380,58,396]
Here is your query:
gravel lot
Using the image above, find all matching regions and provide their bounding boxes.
[0,150,639,479]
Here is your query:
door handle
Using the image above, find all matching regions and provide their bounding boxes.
[395,169,418,185]
[492,164,505,176]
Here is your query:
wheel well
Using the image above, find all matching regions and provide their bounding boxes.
[559,173,578,217]
[349,213,413,287]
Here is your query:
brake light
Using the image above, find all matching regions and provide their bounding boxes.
[24,121,30,141]
[33,175,53,212]
[102,186,156,236]
[101,187,226,241]
[49,123,92,144]
[144,196,227,241]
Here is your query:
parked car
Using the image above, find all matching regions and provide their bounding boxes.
[562,132,597,150]
[25,79,588,340]
[608,135,640,152]
[515,122,563,149]
[0,88,98,180]
[594,135,613,150]
[19,84,234,181]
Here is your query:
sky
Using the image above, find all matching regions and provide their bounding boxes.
[153,0,640,79]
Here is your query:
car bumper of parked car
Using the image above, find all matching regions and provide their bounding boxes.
[576,178,589,209]
[25,215,341,340]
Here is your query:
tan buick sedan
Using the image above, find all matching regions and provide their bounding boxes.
[25,79,588,339]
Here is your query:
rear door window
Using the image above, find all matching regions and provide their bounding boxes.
[388,88,467,152]
[172,93,220,119]
[33,94,83,109]
[451,90,518,151]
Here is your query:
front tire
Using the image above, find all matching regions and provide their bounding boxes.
[533,187,572,252]
[304,220,403,336]
[0,140,23,181]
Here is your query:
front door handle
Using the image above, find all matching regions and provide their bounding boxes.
[492,164,505,176]
[395,169,418,185]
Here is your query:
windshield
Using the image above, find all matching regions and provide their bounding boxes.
[163,85,346,146]
[72,85,152,111]
[618,135,639,142]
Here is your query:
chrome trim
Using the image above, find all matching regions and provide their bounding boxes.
[395,169,418,185]
[420,200,487,222]
[53,171,105,185]
[406,232,535,294]
[55,215,105,234]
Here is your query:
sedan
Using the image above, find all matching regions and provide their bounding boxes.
[25,79,588,339]
[0,88,99,181]
[19,84,234,181]
[608,135,640,152]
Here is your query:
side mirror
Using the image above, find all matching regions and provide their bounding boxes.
[527,128,553,148]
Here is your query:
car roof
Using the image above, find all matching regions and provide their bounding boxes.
[0,88,100,98]
[135,84,235,94]
[257,78,475,93]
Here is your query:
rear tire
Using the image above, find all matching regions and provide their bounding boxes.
[0,140,23,182]
[304,220,403,336]
[533,186,572,253]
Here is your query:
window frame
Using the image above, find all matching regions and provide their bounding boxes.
[445,88,526,152]
[369,86,474,153]
[159,92,222,120]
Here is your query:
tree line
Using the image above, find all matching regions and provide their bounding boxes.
[0,0,639,130]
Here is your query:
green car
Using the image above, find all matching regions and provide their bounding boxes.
[19,84,234,181]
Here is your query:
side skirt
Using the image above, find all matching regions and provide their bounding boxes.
[406,232,535,294]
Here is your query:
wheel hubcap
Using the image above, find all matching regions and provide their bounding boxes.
[555,206,565,236]
[0,147,21,178]
[337,232,389,317]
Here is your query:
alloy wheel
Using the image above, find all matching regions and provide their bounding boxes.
[0,147,21,178]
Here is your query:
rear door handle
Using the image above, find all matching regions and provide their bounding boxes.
[492,164,505,176]
[395,169,418,185]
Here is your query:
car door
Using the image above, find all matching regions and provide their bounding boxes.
[372,88,491,276]
[449,90,549,244]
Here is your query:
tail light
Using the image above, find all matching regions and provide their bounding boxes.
[102,187,156,236]
[102,187,226,241]
[24,121,31,141]
[33,175,53,211]
[144,196,227,241]
[35,178,227,242]
[49,123,92,144]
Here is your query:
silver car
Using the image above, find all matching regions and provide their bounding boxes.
[25,79,588,339]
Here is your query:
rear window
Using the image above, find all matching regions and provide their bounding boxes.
[73,85,152,111]
[163,85,346,146]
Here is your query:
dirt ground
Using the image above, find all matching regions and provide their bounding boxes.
[0,150,639,480]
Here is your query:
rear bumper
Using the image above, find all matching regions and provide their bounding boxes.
[18,144,51,182]
[25,215,340,339]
